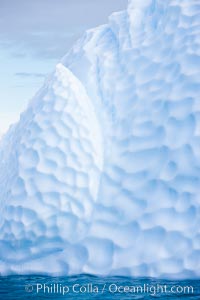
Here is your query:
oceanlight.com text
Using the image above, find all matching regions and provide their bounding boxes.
[25,282,195,296]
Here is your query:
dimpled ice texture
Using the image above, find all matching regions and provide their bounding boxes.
[0,0,200,278]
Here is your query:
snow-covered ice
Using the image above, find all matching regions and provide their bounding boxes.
[0,0,200,278]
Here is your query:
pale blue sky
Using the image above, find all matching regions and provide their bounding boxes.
[0,0,127,135]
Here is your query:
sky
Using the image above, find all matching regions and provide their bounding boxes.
[0,0,127,136]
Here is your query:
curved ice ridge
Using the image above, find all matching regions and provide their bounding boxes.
[0,0,200,278]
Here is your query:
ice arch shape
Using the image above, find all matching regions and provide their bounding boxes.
[0,0,200,278]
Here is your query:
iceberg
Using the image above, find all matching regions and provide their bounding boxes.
[0,0,200,278]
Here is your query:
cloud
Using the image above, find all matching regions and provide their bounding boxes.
[0,0,127,59]
[15,72,46,78]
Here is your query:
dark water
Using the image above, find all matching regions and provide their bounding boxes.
[0,275,200,299]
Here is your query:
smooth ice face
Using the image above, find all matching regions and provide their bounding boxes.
[0,0,200,278]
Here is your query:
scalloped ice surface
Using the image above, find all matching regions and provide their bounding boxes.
[0,0,200,278]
